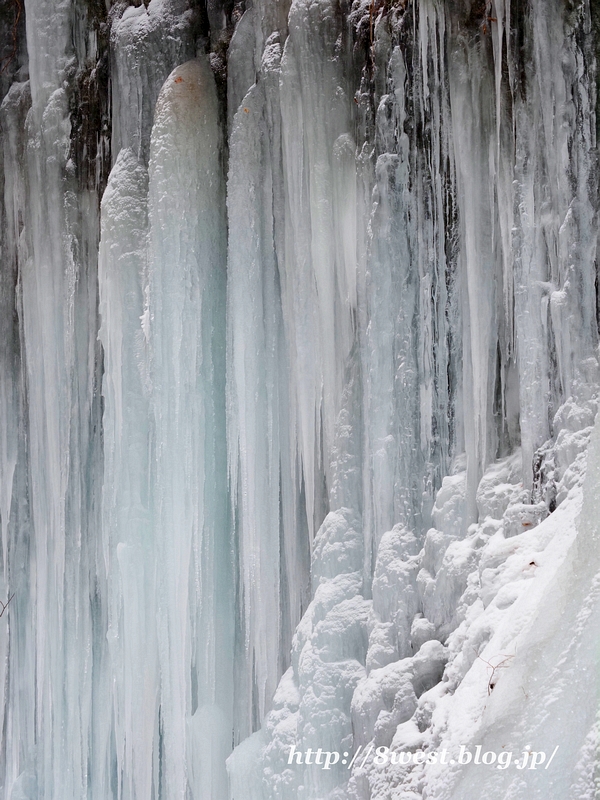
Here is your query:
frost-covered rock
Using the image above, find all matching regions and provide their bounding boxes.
[475,451,524,521]
[352,640,447,748]
[311,509,363,584]
[502,501,548,538]
[367,524,420,669]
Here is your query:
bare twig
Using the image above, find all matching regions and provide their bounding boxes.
[0,593,14,619]
[477,653,514,694]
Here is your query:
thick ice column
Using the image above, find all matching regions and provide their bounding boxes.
[98,148,156,800]
[111,0,197,161]
[527,0,598,392]
[228,0,366,735]
[24,0,70,115]
[227,35,312,738]
[0,80,32,798]
[12,0,106,795]
[20,36,75,800]
[227,10,257,130]
[365,9,459,546]
[0,84,26,558]
[509,0,598,481]
[366,143,420,541]
[366,35,425,545]
[227,0,293,128]
[146,58,232,799]
[448,25,501,518]
[227,49,287,735]
[279,0,358,535]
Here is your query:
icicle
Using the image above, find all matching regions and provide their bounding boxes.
[227,53,290,733]
[98,147,156,800]
[111,0,197,161]
[146,58,232,799]
[279,0,357,536]
[6,0,107,794]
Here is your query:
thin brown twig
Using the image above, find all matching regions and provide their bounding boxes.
[0,593,15,618]
[477,653,514,695]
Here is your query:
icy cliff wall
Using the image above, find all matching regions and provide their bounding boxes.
[0,0,599,798]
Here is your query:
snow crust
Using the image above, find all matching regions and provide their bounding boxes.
[229,397,599,800]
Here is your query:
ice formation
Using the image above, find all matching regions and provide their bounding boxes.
[0,0,599,798]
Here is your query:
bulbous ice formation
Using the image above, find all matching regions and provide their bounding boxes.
[99,58,232,800]
[146,58,232,800]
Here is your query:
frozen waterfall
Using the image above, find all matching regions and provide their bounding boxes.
[0,0,599,798]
